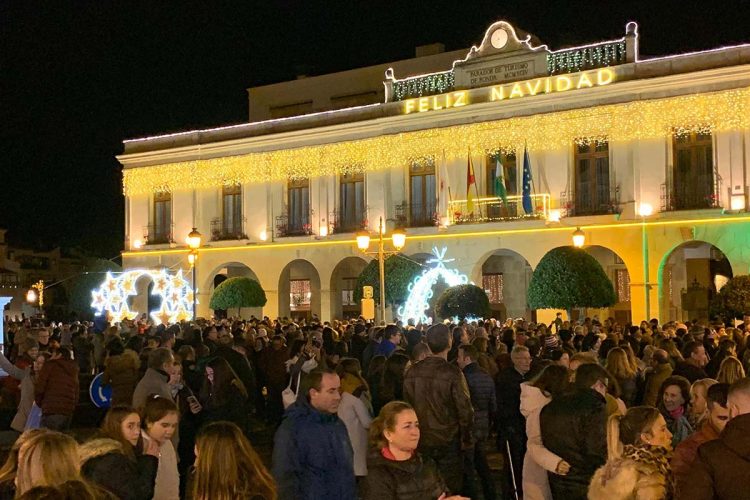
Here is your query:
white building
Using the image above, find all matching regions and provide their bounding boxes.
[118,21,750,324]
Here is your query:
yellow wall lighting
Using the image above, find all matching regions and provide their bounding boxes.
[122,214,750,258]
[122,88,750,196]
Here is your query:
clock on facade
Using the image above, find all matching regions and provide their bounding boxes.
[490,28,508,49]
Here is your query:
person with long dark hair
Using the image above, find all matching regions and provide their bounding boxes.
[377,353,410,413]
[197,357,249,430]
[658,375,693,448]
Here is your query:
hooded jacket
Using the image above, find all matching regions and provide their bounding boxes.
[361,449,446,500]
[103,353,140,406]
[79,438,158,500]
[34,357,79,416]
[681,413,750,500]
[272,396,356,500]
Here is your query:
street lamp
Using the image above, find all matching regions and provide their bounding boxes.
[26,280,44,315]
[572,227,585,248]
[355,216,407,322]
[186,228,202,320]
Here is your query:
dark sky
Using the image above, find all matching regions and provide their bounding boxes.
[2,0,749,257]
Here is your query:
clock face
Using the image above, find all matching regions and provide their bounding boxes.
[490,28,508,49]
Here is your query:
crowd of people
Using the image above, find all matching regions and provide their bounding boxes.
[0,313,748,499]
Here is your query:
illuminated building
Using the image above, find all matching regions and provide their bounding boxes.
[119,21,750,323]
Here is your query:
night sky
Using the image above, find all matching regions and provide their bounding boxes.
[2,1,749,258]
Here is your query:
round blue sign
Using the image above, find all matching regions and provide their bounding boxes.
[89,373,112,408]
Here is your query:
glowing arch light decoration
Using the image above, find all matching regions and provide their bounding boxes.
[91,269,195,324]
[398,247,470,324]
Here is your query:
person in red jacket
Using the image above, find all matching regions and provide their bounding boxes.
[34,346,80,430]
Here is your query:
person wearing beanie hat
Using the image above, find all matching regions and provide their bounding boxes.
[544,335,560,351]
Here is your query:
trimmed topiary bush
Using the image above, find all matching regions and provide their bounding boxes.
[354,254,422,306]
[209,277,267,315]
[527,246,616,317]
[709,274,749,321]
[436,284,491,320]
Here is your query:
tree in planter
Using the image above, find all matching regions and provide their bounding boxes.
[709,275,749,322]
[209,277,267,317]
[69,258,122,320]
[353,254,422,308]
[527,246,616,319]
[436,284,490,321]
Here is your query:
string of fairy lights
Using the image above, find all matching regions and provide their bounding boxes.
[123,87,750,196]
[546,41,627,75]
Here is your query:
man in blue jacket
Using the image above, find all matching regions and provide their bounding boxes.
[272,368,356,500]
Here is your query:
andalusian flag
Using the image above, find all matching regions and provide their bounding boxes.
[466,150,477,214]
[494,155,508,206]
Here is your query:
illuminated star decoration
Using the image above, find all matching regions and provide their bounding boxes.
[398,247,471,324]
[90,269,196,324]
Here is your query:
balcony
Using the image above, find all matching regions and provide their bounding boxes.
[661,179,722,212]
[275,210,313,238]
[329,208,368,235]
[560,187,621,217]
[447,194,550,224]
[143,224,173,245]
[210,217,247,241]
[395,202,437,228]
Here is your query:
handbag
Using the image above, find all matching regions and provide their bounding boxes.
[282,372,301,409]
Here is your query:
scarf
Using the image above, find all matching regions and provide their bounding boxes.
[622,443,674,497]
[668,405,685,421]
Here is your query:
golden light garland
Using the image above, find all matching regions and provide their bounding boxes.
[123,87,750,196]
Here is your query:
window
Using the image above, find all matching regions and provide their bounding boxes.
[290,279,311,311]
[482,273,504,304]
[672,131,715,210]
[269,101,313,119]
[614,269,631,303]
[288,178,310,234]
[222,185,242,235]
[339,172,365,232]
[153,192,172,243]
[574,141,610,215]
[409,159,436,226]
[341,277,358,307]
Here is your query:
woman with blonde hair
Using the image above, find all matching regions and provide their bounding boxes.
[15,431,82,496]
[716,356,746,385]
[191,421,276,500]
[605,348,638,407]
[0,429,48,500]
[588,406,673,499]
[688,378,718,428]
[141,395,179,500]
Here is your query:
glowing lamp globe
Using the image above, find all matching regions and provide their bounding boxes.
[26,289,37,304]
[392,228,406,250]
[186,228,202,250]
[356,230,371,251]
[572,227,585,248]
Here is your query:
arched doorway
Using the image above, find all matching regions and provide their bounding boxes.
[330,256,368,319]
[584,246,632,325]
[278,260,321,321]
[207,262,262,319]
[659,241,733,322]
[476,249,533,321]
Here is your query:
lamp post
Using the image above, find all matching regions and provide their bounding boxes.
[638,203,653,320]
[356,216,406,323]
[186,228,203,320]
[26,280,44,316]
[572,227,585,248]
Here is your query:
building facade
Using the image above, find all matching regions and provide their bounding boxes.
[119,21,750,324]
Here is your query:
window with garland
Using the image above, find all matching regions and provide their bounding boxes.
[672,131,715,210]
[614,268,631,303]
[290,279,311,311]
[574,141,611,216]
[339,172,365,232]
[482,273,504,304]
[409,159,436,227]
[222,184,242,235]
[287,178,310,232]
[152,191,172,243]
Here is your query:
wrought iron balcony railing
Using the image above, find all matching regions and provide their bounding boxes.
[210,217,247,241]
[395,202,438,228]
[447,194,550,224]
[559,186,621,217]
[275,210,313,238]
[329,208,368,235]
[143,224,173,245]
[661,178,722,212]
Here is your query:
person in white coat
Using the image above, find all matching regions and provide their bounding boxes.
[520,364,571,500]
[338,387,373,477]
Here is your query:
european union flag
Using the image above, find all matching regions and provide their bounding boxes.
[522,146,533,214]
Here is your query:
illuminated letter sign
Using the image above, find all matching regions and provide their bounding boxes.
[402,68,615,114]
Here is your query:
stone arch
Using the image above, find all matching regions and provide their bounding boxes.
[473,248,533,321]
[204,262,262,319]
[329,256,368,319]
[278,259,322,321]
[658,240,733,322]
[584,245,632,325]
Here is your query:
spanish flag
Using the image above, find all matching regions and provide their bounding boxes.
[466,149,477,214]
